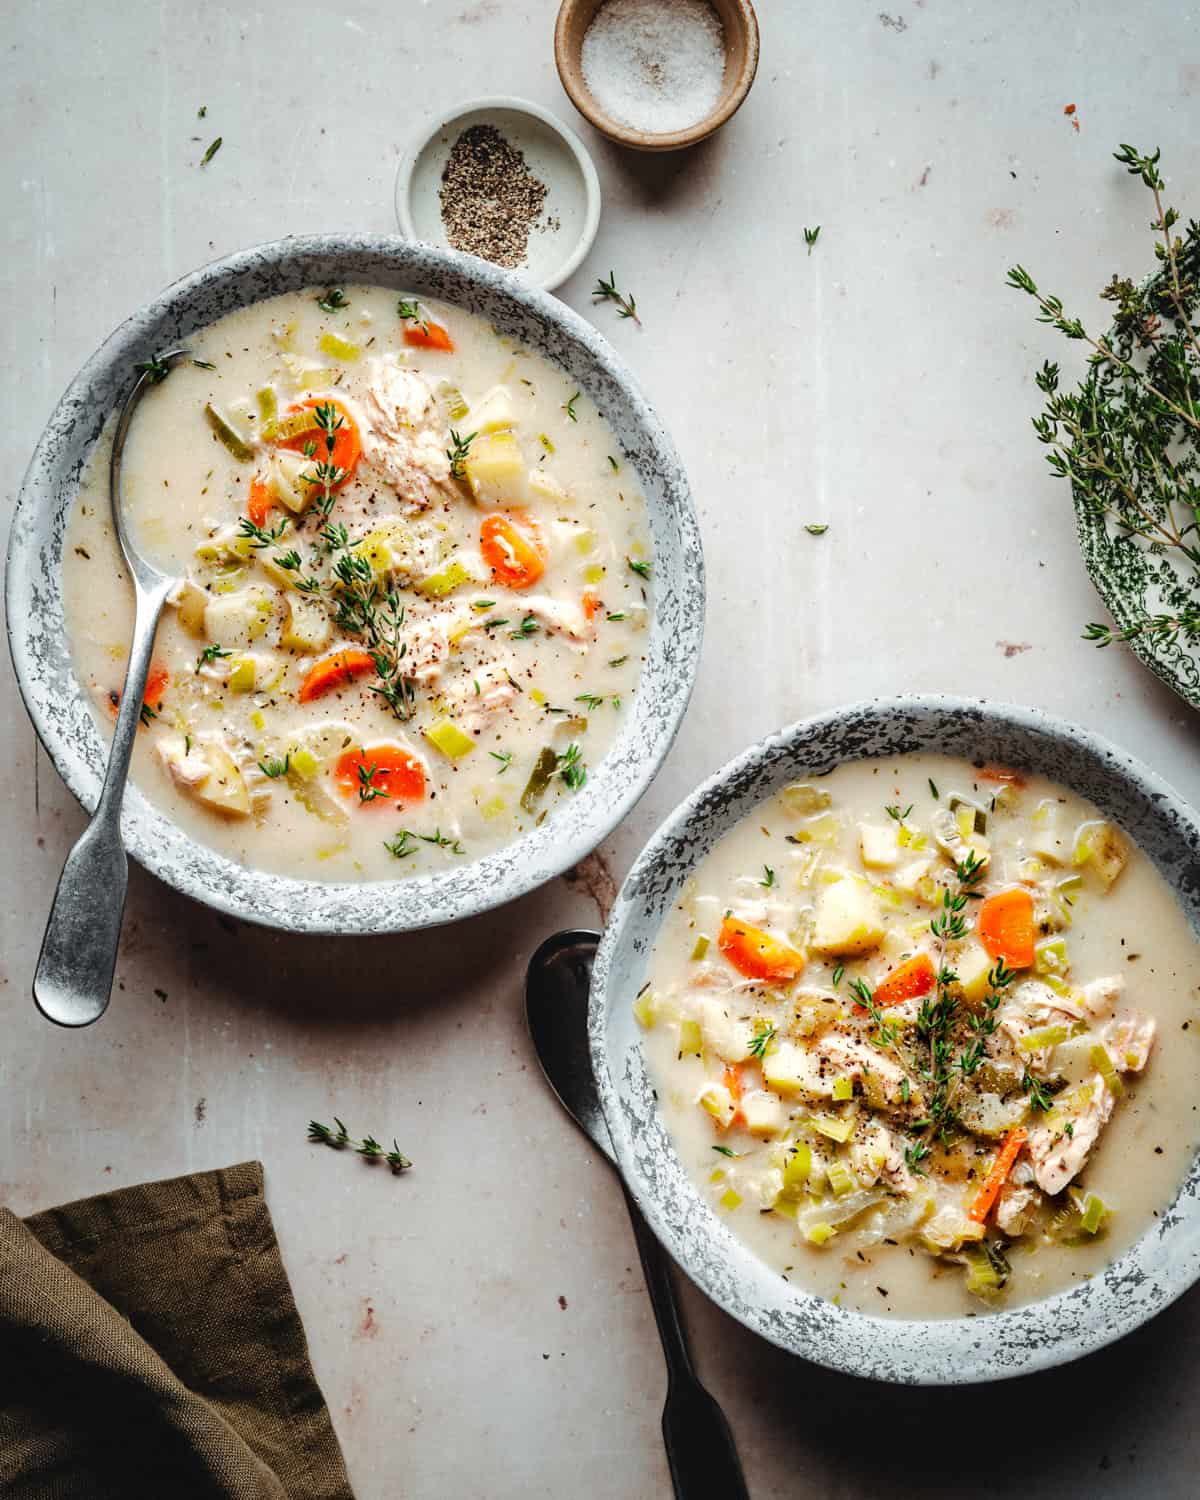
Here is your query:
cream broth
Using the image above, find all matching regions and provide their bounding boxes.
[64,286,649,881]
[640,753,1200,1319]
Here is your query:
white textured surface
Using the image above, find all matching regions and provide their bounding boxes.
[4,2,1200,1496]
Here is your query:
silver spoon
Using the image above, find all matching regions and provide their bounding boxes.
[33,350,190,1028]
[526,930,751,1500]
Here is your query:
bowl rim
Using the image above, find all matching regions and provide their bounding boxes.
[6,234,702,935]
[589,694,1200,1382]
[393,95,602,292]
[553,0,760,152]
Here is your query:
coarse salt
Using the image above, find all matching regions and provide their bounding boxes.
[581,0,726,136]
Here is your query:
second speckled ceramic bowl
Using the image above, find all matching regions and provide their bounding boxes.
[6,236,703,934]
[589,696,1200,1383]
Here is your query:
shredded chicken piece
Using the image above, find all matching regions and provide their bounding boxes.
[811,1031,912,1109]
[445,662,520,736]
[359,358,451,510]
[850,1122,916,1194]
[995,1182,1038,1236]
[1104,1010,1156,1073]
[1027,1075,1114,1195]
[518,595,595,644]
[1080,974,1124,1019]
[157,735,211,789]
[694,993,758,1063]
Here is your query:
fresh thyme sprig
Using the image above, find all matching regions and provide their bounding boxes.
[135,354,173,384]
[396,298,429,334]
[563,391,580,422]
[1009,144,1200,646]
[308,1118,411,1173]
[848,977,901,1050]
[238,516,289,550]
[200,137,222,167]
[803,225,821,255]
[317,288,349,313]
[299,402,348,534]
[259,753,290,779]
[554,743,587,791]
[593,272,642,325]
[447,428,477,480]
[196,642,231,671]
[747,1023,777,1060]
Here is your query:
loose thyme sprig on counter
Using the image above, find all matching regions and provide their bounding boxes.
[1008,144,1200,648]
[308,1118,411,1173]
[593,271,642,325]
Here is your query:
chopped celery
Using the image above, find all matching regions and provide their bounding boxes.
[1034,937,1069,978]
[520,745,557,813]
[539,433,556,454]
[273,409,320,443]
[678,1019,702,1057]
[1080,1192,1108,1234]
[204,403,255,461]
[583,563,606,585]
[423,718,476,760]
[227,656,257,693]
[782,1141,812,1192]
[719,1188,743,1211]
[690,935,710,961]
[416,558,472,599]
[250,710,266,733]
[632,989,658,1029]
[773,1197,798,1219]
[1018,1023,1070,1053]
[318,331,360,362]
[964,1248,1004,1297]
[781,783,831,815]
[827,1160,856,1197]
[256,385,278,438]
[803,1221,836,1246]
[573,529,595,554]
[790,812,839,845]
[289,748,320,781]
[441,384,469,422]
[831,1077,854,1102]
[700,1084,736,1128]
[709,1168,725,1184]
[806,1113,855,1144]
[1089,1043,1123,1095]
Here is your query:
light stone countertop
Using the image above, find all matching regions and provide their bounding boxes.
[5,2,1200,1495]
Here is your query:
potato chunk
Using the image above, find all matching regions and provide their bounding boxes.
[811,876,885,958]
[158,734,250,818]
[464,430,526,506]
[202,586,275,647]
[1072,820,1128,888]
[280,595,332,653]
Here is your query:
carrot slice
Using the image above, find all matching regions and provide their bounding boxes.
[297,648,376,704]
[968,1126,1028,1223]
[480,511,547,590]
[334,744,426,804]
[582,588,601,620]
[978,887,1036,968]
[247,474,273,527]
[277,398,362,489]
[722,1063,745,1128]
[718,916,805,984]
[871,953,936,1010]
[109,663,169,718]
[403,320,454,352]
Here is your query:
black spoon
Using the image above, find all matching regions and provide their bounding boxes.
[525,929,751,1500]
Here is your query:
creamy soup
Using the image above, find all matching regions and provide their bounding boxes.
[639,754,1200,1318]
[64,286,650,880]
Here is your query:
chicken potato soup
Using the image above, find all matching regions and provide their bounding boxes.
[64,287,650,879]
[639,755,1200,1318]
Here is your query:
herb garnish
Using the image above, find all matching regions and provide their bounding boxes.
[196,643,232,671]
[135,355,173,385]
[760,865,776,888]
[608,455,620,472]
[563,391,580,422]
[747,1023,777,1059]
[627,557,652,580]
[357,762,388,803]
[593,272,641,325]
[554,743,587,791]
[490,750,513,774]
[712,1145,739,1158]
[1009,144,1200,648]
[308,1118,411,1173]
[804,225,821,255]
[885,803,913,822]
[804,522,828,536]
[509,615,539,639]
[317,288,349,313]
[238,516,289,549]
[258,753,290,779]
[200,137,222,167]
[396,298,429,333]
[447,428,477,480]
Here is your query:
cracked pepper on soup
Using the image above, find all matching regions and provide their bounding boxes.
[638,754,1200,1318]
[63,286,650,879]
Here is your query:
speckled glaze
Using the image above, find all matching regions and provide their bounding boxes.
[5,236,703,934]
[590,696,1200,1384]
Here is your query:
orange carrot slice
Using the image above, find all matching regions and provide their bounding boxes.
[480,511,547,590]
[978,887,1036,968]
[277,398,362,489]
[334,744,426,804]
[582,589,601,620]
[247,474,273,528]
[403,320,454,352]
[297,649,376,704]
[968,1126,1028,1223]
[718,916,805,984]
[872,953,936,1010]
[109,663,169,718]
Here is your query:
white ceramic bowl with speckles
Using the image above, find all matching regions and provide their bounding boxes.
[590,696,1200,1383]
[6,236,703,934]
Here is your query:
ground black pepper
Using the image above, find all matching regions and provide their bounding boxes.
[439,124,548,270]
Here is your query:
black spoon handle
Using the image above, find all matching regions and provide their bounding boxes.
[621,1185,751,1500]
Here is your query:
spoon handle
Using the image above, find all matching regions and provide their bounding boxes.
[33,582,170,1027]
[621,1187,751,1500]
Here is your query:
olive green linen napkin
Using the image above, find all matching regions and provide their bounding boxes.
[0,1161,354,1500]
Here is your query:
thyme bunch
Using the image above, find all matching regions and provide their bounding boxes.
[308,1117,411,1173]
[1008,144,1200,648]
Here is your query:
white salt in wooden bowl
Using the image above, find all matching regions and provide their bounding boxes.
[555,0,759,152]
[395,97,601,292]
